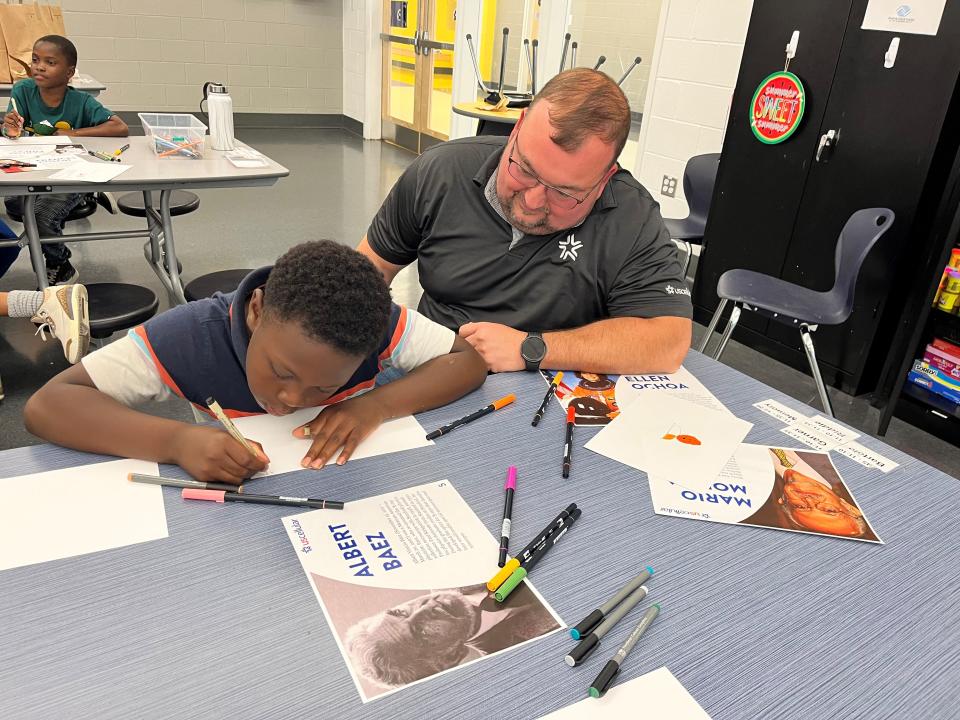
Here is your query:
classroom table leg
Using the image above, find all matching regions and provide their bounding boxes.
[21,195,48,291]
[158,190,186,305]
[140,190,187,306]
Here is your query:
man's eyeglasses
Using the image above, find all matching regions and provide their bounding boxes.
[506,132,608,211]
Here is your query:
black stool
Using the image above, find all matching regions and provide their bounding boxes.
[87,283,159,340]
[117,190,200,218]
[5,194,99,224]
[184,269,253,302]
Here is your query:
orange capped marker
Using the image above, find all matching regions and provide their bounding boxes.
[425,394,516,440]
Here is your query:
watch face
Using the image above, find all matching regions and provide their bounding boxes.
[522,335,547,362]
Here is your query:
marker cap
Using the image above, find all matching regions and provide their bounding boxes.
[182,488,225,503]
[589,659,621,698]
[552,371,564,385]
[570,609,603,640]
[494,566,527,602]
[493,394,516,410]
[564,633,598,667]
[487,558,519,592]
[566,406,576,423]
[505,466,517,491]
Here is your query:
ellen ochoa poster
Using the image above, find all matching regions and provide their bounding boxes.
[541,370,620,425]
[281,481,563,702]
[648,445,882,543]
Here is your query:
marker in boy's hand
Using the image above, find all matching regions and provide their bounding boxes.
[3,110,23,138]
[294,394,387,469]
[170,425,269,484]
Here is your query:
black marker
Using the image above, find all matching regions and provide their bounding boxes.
[532,371,563,426]
[589,604,661,698]
[563,406,575,478]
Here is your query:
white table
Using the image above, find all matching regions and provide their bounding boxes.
[0,135,289,305]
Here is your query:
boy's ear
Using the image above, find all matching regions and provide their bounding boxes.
[67,65,76,80]
[247,288,265,331]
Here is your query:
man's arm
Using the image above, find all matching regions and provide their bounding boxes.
[57,115,129,137]
[296,334,488,468]
[357,234,406,285]
[459,316,691,375]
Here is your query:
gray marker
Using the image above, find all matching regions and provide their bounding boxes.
[589,604,661,698]
[564,584,649,666]
[570,566,654,639]
[128,472,241,494]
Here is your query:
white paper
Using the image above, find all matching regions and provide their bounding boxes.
[0,135,73,146]
[233,407,433,477]
[282,480,564,702]
[781,414,860,452]
[616,367,730,414]
[753,398,807,425]
[834,441,900,473]
[537,667,712,719]
[586,392,752,485]
[225,147,268,168]
[49,161,131,182]
[0,459,168,571]
[862,0,946,35]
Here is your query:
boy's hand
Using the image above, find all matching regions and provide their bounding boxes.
[3,110,23,138]
[171,425,269,483]
[294,395,387,469]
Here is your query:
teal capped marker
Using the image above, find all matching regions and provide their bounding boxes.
[570,566,654,640]
[589,604,661,698]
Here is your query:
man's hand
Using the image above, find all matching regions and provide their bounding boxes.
[294,394,388,469]
[3,110,22,138]
[170,425,269,484]
[458,322,526,372]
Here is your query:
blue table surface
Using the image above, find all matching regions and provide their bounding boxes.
[1,351,958,719]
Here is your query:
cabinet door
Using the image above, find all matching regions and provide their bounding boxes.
[771,0,960,388]
[694,0,854,342]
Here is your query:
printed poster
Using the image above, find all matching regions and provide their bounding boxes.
[282,481,563,702]
[649,445,882,543]
[541,370,621,425]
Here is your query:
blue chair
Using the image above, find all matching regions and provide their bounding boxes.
[663,153,720,277]
[697,208,895,417]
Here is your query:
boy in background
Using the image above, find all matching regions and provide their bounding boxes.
[26,241,488,483]
[2,34,128,285]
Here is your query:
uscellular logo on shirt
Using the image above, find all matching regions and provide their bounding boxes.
[558,233,582,262]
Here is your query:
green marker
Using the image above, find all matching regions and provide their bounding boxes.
[494,509,580,603]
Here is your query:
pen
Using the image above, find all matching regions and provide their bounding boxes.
[494,508,581,602]
[88,150,119,162]
[113,143,130,156]
[565,584,650,667]
[570,567,655,639]
[206,396,261,459]
[589,604,661,698]
[128,472,242,494]
[10,97,23,135]
[486,502,577,591]
[425,394,516,440]
[498,466,517,567]
[181,488,345,510]
[532,371,563,426]
[563,405,575,478]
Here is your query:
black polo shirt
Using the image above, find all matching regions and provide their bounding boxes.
[366,136,692,332]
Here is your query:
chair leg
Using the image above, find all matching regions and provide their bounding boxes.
[681,240,692,278]
[697,297,728,354]
[714,303,741,360]
[0,369,4,401]
[799,325,834,417]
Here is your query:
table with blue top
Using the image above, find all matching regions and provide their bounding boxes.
[1,351,957,719]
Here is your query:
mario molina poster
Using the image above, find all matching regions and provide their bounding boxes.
[282,481,563,702]
[649,445,882,544]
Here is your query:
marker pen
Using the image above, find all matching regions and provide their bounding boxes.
[485,503,578,591]
[562,406,575,478]
[589,604,661,698]
[495,508,581,603]
[498,466,517,567]
[532,371,563,426]
[128,472,241,494]
[181,488,344,510]
[570,566,655,639]
[565,584,649,667]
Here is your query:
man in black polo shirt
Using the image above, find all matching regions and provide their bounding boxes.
[358,69,692,374]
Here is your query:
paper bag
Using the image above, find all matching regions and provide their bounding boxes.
[0,2,44,82]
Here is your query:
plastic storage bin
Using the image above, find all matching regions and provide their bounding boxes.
[138,113,207,159]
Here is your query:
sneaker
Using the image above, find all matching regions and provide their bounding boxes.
[96,191,119,215]
[46,258,79,286]
[32,284,90,364]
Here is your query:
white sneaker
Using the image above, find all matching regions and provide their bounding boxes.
[32,284,90,364]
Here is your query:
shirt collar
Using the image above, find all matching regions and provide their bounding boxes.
[228,266,272,370]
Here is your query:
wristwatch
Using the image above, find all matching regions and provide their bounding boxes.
[520,332,547,372]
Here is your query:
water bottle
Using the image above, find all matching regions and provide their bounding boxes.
[202,81,236,151]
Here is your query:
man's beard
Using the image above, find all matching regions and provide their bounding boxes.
[500,190,558,235]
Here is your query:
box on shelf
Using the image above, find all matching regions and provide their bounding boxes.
[907,360,960,405]
[923,344,960,379]
[137,113,206,159]
[932,337,960,360]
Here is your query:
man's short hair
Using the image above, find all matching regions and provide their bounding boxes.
[263,240,391,358]
[530,68,632,163]
[345,614,468,687]
[35,35,77,67]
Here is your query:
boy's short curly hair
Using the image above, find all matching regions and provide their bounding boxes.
[36,35,78,68]
[263,240,392,358]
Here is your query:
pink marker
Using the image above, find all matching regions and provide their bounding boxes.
[498,466,518,567]
[181,488,344,510]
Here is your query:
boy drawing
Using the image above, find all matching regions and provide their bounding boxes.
[3,34,128,285]
[25,241,488,483]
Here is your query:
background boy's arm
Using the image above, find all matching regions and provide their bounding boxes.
[58,114,128,137]
[298,335,487,468]
[24,364,267,483]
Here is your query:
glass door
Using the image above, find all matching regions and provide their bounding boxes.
[381,0,457,153]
